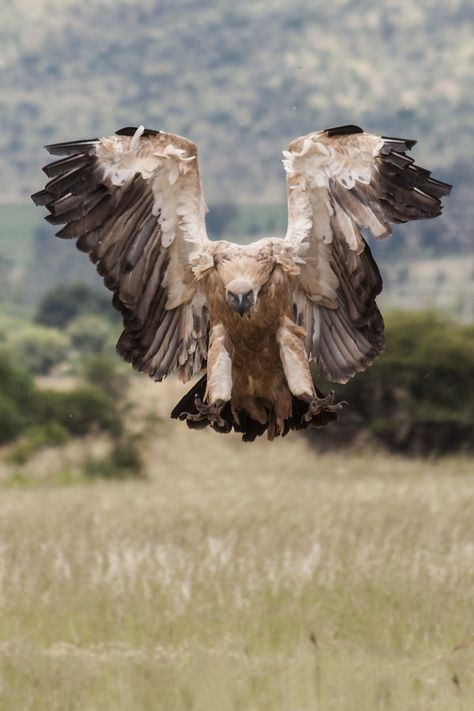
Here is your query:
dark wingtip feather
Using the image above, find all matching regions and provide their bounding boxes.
[45,139,99,156]
[325,124,364,138]
[42,154,92,178]
[116,127,161,138]
[381,136,417,151]
[424,175,452,197]
[45,213,67,226]
[31,189,53,206]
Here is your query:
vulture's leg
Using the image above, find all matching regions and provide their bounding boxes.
[277,317,343,422]
[186,323,232,427]
[277,317,315,399]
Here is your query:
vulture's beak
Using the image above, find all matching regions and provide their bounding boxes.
[227,289,255,316]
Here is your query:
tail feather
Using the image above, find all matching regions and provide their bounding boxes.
[170,373,207,419]
[170,374,232,434]
[170,375,338,442]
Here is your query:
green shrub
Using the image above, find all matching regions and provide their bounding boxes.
[81,353,129,400]
[0,314,27,345]
[3,325,70,374]
[0,353,34,444]
[7,423,70,464]
[68,315,116,354]
[31,386,123,437]
[318,312,474,455]
[35,284,118,329]
[84,438,144,479]
[0,352,125,452]
[0,393,27,445]
[0,351,34,405]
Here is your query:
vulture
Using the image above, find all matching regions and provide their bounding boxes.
[32,124,451,441]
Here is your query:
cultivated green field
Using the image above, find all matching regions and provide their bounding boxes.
[0,379,473,710]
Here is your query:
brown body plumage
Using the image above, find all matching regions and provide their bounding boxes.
[203,240,304,439]
[32,124,451,441]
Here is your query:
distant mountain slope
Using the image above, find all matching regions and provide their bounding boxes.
[1,0,472,243]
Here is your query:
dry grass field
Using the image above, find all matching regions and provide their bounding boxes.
[0,378,473,710]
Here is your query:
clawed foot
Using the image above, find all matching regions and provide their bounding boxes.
[302,391,345,423]
[185,397,227,429]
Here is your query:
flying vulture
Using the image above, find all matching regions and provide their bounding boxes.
[32,124,451,441]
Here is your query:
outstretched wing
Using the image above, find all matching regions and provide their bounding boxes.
[32,126,210,382]
[283,124,451,383]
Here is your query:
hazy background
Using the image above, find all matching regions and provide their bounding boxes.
[0,2,473,709]
[1,0,473,313]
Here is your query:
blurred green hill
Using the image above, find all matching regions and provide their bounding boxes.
[1,2,472,215]
[0,0,472,313]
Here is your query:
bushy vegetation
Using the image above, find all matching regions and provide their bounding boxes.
[68,314,116,354]
[35,283,118,329]
[0,307,471,460]
[81,353,130,400]
[0,334,145,476]
[30,385,123,438]
[1,324,70,375]
[7,422,70,465]
[84,436,144,480]
[0,355,34,444]
[0,392,28,445]
[315,312,474,455]
[0,297,119,377]
[0,353,122,443]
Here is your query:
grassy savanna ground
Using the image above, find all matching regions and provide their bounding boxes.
[0,378,473,710]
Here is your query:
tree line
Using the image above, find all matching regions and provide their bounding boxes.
[0,285,472,458]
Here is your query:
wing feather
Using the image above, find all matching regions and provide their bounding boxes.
[32,126,211,382]
[284,125,451,382]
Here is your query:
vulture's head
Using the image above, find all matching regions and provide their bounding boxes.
[225,277,257,317]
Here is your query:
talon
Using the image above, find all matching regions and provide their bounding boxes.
[186,397,227,428]
[302,391,345,423]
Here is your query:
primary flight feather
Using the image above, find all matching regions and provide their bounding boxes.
[32,124,451,441]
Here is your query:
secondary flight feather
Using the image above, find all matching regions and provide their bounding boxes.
[32,124,451,441]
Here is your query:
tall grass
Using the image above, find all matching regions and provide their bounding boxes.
[0,379,473,709]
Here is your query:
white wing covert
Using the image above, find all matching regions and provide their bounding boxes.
[283,125,451,383]
[32,126,210,382]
